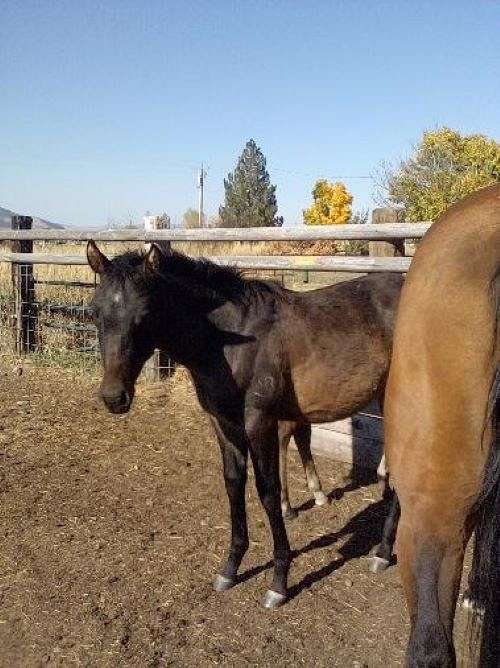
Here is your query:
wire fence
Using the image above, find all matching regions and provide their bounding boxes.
[0,258,177,379]
[0,262,99,371]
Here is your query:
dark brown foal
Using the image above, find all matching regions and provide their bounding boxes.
[88,241,403,608]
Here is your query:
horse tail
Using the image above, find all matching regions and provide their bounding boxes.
[469,368,500,666]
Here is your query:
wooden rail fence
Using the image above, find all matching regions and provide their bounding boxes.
[0,221,430,242]
[0,251,412,272]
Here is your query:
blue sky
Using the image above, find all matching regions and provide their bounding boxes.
[2,0,499,227]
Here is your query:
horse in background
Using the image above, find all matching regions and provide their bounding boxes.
[87,242,402,608]
[384,184,500,666]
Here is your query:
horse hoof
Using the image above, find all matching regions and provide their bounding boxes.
[368,556,390,574]
[282,507,298,521]
[213,574,236,592]
[314,491,330,507]
[262,589,287,609]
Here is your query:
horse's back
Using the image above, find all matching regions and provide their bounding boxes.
[287,272,403,337]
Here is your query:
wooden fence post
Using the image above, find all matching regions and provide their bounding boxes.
[11,215,38,353]
[369,208,405,258]
[143,214,173,381]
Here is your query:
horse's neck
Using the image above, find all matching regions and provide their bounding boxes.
[155,292,246,371]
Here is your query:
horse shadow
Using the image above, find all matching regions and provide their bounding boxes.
[237,493,392,600]
[287,496,390,600]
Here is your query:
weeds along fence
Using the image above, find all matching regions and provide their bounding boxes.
[0,211,429,383]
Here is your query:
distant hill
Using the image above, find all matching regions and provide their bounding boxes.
[0,206,65,230]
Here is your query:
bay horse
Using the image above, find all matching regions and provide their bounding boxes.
[87,241,402,608]
[384,184,500,666]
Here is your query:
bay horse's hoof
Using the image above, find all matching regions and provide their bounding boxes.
[262,589,287,609]
[314,491,330,506]
[213,574,236,592]
[282,506,298,521]
[368,555,390,574]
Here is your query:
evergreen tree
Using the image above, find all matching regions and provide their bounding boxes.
[219,139,283,227]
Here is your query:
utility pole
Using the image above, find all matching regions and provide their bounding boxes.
[198,163,206,227]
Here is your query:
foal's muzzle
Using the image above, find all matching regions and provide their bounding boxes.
[100,389,131,414]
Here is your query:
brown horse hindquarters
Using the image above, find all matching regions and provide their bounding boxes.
[384,185,500,666]
[386,293,494,663]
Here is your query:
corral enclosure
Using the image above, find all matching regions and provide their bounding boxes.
[0,215,479,667]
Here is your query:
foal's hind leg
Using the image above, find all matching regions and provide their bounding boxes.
[368,490,400,573]
[294,423,329,507]
[377,453,390,495]
[278,422,298,520]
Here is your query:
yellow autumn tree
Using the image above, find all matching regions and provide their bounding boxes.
[380,127,500,221]
[303,180,353,225]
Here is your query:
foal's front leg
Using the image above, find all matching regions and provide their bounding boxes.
[211,417,249,592]
[247,410,291,609]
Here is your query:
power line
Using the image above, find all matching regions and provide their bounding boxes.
[207,163,374,181]
[5,152,375,181]
[270,166,374,179]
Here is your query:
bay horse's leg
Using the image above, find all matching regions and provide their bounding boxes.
[278,422,298,520]
[398,514,467,667]
[294,423,329,507]
[210,419,249,592]
[368,490,400,573]
[247,411,291,609]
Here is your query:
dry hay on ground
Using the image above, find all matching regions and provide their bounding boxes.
[0,364,472,666]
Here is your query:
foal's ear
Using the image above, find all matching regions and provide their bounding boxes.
[87,240,111,275]
[144,243,164,272]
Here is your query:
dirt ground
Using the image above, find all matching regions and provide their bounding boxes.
[0,364,472,667]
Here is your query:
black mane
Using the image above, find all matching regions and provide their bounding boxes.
[107,248,281,304]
